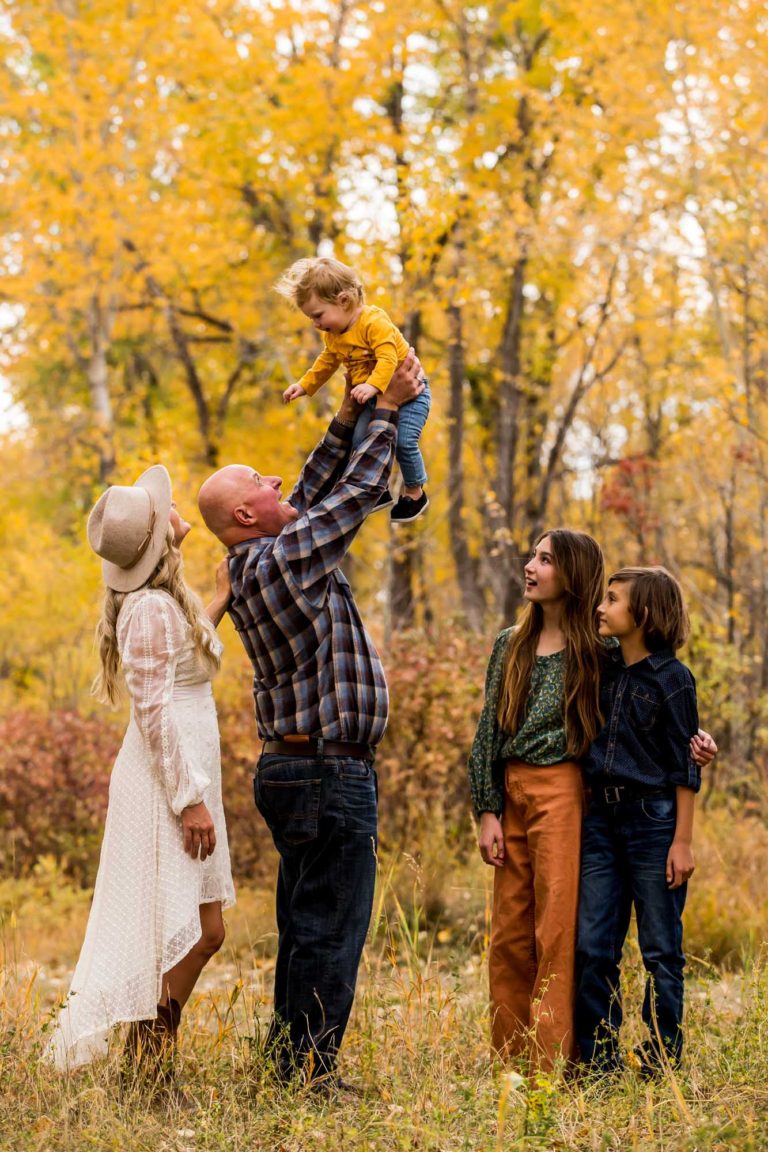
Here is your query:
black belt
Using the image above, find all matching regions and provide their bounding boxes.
[261,738,375,760]
[591,779,673,805]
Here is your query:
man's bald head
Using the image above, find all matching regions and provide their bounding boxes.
[198,466,250,543]
[198,464,297,545]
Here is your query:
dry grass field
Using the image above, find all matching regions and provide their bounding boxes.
[2,811,768,1152]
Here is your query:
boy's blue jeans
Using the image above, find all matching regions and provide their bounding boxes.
[575,791,687,1070]
[353,378,431,487]
[254,753,378,1080]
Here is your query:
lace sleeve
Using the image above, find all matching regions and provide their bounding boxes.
[120,592,211,815]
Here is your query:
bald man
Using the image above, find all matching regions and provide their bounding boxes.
[198,355,424,1092]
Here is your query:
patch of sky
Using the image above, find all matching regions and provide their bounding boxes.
[564,417,628,501]
[0,304,27,434]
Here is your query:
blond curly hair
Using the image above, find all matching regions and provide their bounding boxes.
[274,256,365,309]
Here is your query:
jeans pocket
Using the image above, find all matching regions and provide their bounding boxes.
[339,763,378,836]
[339,759,373,780]
[640,796,676,825]
[256,777,322,845]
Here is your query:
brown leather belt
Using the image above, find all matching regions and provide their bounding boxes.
[262,738,375,760]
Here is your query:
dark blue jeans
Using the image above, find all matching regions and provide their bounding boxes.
[254,753,378,1080]
[575,793,687,1070]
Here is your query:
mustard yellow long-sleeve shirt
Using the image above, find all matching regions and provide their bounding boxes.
[297,305,409,397]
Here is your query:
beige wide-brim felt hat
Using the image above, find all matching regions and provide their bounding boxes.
[87,465,173,592]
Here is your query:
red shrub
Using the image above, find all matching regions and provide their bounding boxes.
[0,710,119,886]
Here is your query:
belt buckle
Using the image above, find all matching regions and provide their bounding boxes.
[603,785,623,804]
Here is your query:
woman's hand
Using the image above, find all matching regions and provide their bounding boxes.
[181,802,216,861]
[478,811,505,868]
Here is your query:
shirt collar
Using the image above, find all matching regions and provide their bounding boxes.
[228,536,273,558]
[646,648,676,669]
[618,647,676,671]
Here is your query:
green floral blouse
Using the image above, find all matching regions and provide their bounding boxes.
[467,628,569,817]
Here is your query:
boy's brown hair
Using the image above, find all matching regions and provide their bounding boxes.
[274,257,364,310]
[608,566,690,652]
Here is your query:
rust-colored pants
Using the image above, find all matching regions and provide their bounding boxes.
[489,760,585,1069]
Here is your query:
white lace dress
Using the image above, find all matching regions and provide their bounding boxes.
[46,588,236,1069]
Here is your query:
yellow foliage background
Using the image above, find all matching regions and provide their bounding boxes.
[1,0,767,797]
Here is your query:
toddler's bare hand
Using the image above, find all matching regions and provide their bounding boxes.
[350,383,378,404]
[283,383,307,404]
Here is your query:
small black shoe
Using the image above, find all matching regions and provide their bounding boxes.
[371,490,394,513]
[390,491,429,523]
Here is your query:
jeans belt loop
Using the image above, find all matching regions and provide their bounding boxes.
[317,737,324,759]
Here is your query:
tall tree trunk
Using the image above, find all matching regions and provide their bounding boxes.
[389,540,415,632]
[447,296,484,630]
[487,254,527,621]
[82,294,116,483]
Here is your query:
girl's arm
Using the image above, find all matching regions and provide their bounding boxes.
[468,630,512,849]
[666,786,695,889]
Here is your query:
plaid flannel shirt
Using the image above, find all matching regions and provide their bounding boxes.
[227,408,398,744]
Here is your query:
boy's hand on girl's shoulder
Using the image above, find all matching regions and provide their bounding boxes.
[666,840,695,889]
[283,383,307,404]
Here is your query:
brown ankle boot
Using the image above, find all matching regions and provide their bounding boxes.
[154,998,181,1082]
[121,999,181,1091]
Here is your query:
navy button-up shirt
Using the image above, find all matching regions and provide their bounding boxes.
[583,648,700,792]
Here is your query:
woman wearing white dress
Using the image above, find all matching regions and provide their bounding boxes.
[46,464,236,1080]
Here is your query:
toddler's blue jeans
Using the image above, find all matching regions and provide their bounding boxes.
[353,377,431,487]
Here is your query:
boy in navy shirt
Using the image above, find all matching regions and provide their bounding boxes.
[575,566,703,1076]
